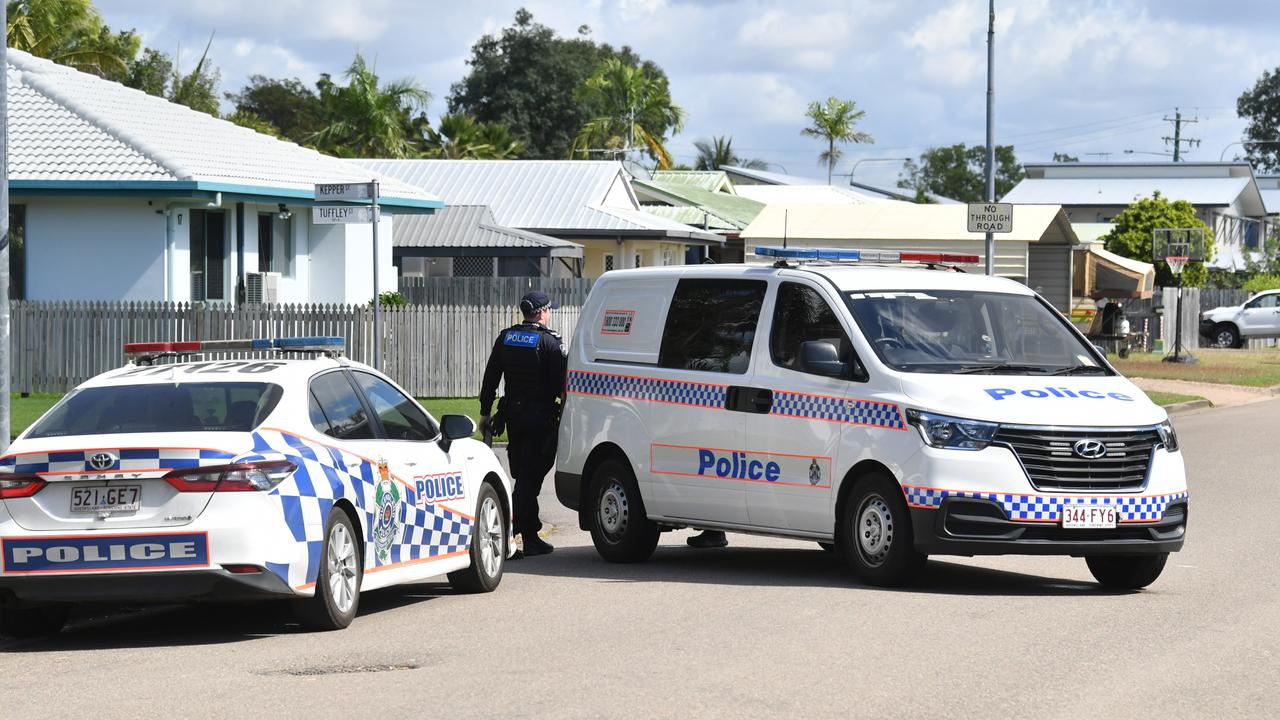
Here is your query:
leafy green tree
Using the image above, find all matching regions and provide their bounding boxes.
[571,57,684,169]
[311,52,430,158]
[448,8,674,160]
[228,110,280,137]
[1102,192,1215,288]
[422,114,523,159]
[6,0,136,77]
[475,121,527,159]
[226,76,324,144]
[694,135,767,171]
[801,97,873,184]
[1237,66,1280,171]
[168,36,221,116]
[1052,152,1079,162]
[1243,273,1280,293]
[124,48,172,97]
[897,144,1023,203]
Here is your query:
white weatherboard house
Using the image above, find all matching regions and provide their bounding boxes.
[6,49,441,304]
[357,159,722,278]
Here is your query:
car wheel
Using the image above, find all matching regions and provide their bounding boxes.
[1085,554,1167,590]
[588,456,659,563]
[294,508,361,631]
[840,472,926,586]
[1212,323,1240,349]
[0,605,70,639]
[448,482,506,594]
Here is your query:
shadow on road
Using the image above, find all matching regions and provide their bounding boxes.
[0,582,459,652]
[506,543,1130,597]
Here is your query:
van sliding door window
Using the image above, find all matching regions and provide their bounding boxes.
[658,279,766,374]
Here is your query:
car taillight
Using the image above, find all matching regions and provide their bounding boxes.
[0,473,47,499]
[165,460,297,493]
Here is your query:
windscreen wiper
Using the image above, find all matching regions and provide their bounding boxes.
[950,362,1055,375]
[1046,364,1109,375]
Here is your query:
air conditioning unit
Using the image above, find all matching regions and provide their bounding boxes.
[245,271,281,304]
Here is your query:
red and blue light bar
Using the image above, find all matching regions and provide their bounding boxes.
[124,336,345,358]
[754,246,980,265]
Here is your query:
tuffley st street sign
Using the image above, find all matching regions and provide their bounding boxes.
[312,206,375,224]
[967,202,1013,233]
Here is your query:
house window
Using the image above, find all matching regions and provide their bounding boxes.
[7,205,24,300]
[603,253,615,273]
[257,212,293,275]
[190,209,227,301]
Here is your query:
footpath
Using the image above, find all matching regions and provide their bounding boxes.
[1130,376,1278,413]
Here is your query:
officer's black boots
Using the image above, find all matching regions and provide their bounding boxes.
[687,530,728,549]
[523,534,555,556]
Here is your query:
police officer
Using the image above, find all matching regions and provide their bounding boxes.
[479,291,567,557]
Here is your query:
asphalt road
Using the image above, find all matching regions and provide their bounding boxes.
[2,400,1278,719]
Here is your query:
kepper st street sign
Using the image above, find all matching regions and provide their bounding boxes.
[967,202,1013,233]
[313,181,384,369]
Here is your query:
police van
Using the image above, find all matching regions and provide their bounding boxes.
[554,247,1187,589]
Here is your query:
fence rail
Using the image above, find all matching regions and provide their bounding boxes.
[399,277,596,306]
[8,301,582,397]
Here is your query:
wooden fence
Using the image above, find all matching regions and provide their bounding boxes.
[8,301,582,397]
[399,277,596,306]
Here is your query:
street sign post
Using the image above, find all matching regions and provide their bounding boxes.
[967,202,1013,234]
[313,180,382,370]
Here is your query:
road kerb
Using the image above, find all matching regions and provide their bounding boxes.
[1163,399,1214,414]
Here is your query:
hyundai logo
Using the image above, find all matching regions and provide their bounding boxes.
[1072,439,1108,459]
[88,452,117,470]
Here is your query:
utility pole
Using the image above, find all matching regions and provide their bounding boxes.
[1162,108,1200,162]
[983,0,996,275]
[1,1,10,452]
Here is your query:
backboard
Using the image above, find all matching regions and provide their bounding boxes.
[1152,227,1206,263]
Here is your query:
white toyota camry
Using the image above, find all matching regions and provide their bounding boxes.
[0,337,513,636]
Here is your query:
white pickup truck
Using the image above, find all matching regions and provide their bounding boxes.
[1200,289,1280,348]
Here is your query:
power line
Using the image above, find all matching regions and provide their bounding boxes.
[1162,107,1200,162]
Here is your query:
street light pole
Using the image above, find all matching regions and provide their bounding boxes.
[846,157,910,184]
[983,0,997,276]
[1219,139,1280,162]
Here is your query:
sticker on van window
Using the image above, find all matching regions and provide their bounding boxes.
[848,292,937,300]
[601,309,636,336]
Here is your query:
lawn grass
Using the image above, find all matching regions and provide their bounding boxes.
[1142,391,1206,407]
[8,393,506,443]
[1111,348,1280,387]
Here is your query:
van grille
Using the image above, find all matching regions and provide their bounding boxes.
[993,426,1161,492]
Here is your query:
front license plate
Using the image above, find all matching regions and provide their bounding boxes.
[1061,505,1117,529]
[70,485,141,514]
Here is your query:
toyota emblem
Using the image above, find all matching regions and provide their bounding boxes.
[88,452,117,470]
[1072,439,1107,459]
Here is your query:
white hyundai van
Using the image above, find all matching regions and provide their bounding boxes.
[554,247,1187,589]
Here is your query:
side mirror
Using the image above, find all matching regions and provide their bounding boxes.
[800,341,848,377]
[438,414,476,453]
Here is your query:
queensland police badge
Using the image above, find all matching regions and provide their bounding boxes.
[373,459,400,564]
[808,458,821,486]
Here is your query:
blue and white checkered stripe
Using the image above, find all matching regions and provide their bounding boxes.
[771,392,904,430]
[904,486,1189,522]
[0,448,235,474]
[568,371,726,409]
[568,371,902,429]
[243,430,472,590]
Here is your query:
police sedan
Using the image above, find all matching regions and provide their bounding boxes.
[0,337,513,636]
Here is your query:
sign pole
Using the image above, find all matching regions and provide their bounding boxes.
[1,3,11,452]
[371,179,381,371]
[984,0,996,276]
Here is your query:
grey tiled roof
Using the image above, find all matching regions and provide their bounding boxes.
[394,205,582,257]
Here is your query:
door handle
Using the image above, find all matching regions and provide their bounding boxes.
[750,389,773,412]
[726,386,773,414]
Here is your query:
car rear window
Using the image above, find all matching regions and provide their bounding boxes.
[26,382,284,438]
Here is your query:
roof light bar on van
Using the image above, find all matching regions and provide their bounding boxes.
[123,336,345,361]
[754,246,980,266]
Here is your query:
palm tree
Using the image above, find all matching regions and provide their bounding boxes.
[476,121,526,159]
[571,58,685,169]
[6,0,136,78]
[311,52,430,158]
[801,97,873,184]
[169,34,220,116]
[694,135,768,171]
[423,114,526,159]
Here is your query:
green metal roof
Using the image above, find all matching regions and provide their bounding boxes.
[640,205,737,231]
[632,178,765,230]
[649,170,732,193]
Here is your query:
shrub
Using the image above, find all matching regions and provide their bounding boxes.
[1243,273,1280,293]
[374,291,407,307]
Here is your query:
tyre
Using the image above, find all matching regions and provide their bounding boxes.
[1211,323,1241,349]
[448,482,506,593]
[1085,553,1167,590]
[294,508,361,631]
[839,472,926,586]
[0,605,70,639]
[588,456,660,563]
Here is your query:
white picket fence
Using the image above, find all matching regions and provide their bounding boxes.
[7,301,582,397]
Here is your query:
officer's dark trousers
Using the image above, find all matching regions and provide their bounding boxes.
[507,417,554,536]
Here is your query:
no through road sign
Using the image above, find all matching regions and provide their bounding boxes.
[967,202,1013,233]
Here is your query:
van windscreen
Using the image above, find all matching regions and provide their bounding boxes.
[845,290,1110,375]
[26,382,284,438]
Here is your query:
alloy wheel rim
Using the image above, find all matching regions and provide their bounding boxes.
[327,522,358,614]
[856,496,894,567]
[598,481,629,542]
[1216,330,1234,347]
[478,496,503,578]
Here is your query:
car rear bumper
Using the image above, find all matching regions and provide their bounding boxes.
[910,497,1187,556]
[0,567,295,605]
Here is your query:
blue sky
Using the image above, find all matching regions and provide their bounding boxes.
[96,0,1280,188]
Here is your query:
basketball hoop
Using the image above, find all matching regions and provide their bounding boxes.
[1166,255,1189,276]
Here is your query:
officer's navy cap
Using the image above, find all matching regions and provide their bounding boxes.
[520,291,559,314]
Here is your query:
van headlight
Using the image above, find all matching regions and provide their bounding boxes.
[1157,420,1179,452]
[906,409,998,451]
